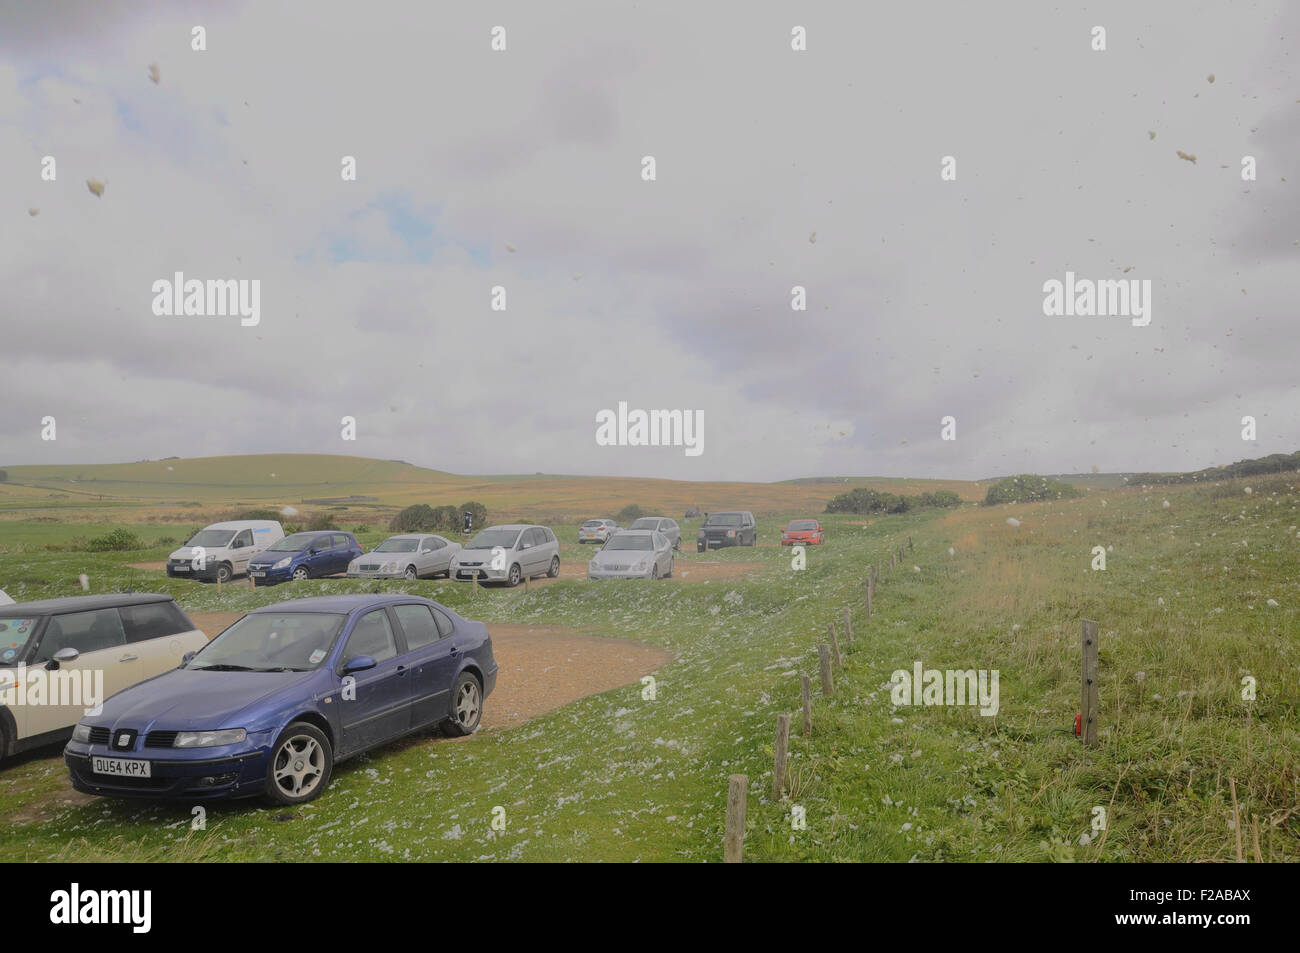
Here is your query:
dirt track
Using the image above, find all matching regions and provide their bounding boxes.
[186,614,670,733]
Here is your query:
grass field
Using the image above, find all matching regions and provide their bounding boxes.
[0,458,1296,862]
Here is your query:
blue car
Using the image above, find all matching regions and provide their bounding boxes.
[246,531,363,585]
[64,594,497,804]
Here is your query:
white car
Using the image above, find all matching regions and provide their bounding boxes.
[166,519,284,583]
[588,530,675,580]
[578,519,620,544]
[452,525,560,587]
[0,594,208,762]
[347,534,462,580]
[627,516,682,551]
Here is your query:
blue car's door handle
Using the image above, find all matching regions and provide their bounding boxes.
[448,644,460,656]
[396,665,408,677]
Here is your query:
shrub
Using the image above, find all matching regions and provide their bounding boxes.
[615,504,645,524]
[983,474,1082,506]
[390,504,438,532]
[460,501,488,530]
[432,505,459,531]
[236,508,281,521]
[306,512,338,531]
[86,528,143,551]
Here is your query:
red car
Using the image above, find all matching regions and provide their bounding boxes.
[781,519,825,546]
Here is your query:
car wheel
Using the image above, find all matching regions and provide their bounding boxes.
[665,559,673,578]
[547,556,560,578]
[650,563,660,580]
[403,565,418,580]
[292,566,310,582]
[674,538,681,551]
[265,722,332,805]
[507,563,521,587]
[216,562,233,583]
[443,672,483,736]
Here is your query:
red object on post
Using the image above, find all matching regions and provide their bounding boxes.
[1074,713,1082,736]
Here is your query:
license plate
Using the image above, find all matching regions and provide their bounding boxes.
[93,757,151,777]
[251,571,266,577]
[174,565,190,571]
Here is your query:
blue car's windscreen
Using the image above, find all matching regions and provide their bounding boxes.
[190,612,344,672]
[265,533,321,552]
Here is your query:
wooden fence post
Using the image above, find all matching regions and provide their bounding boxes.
[249,572,256,590]
[1080,619,1100,746]
[772,714,791,801]
[842,606,852,642]
[818,645,834,697]
[908,536,913,552]
[866,585,873,620]
[216,573,222,596]
[724,774,747,863]
[829,621,842,668]
[801,676,812,736]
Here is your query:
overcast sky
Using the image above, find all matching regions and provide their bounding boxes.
[2,0,1296,482]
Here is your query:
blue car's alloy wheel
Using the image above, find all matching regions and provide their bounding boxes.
[292,567,309,582]
[443,673,482,737]
[266,723,333,805]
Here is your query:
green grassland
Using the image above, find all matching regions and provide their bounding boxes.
[0,462,1296,862]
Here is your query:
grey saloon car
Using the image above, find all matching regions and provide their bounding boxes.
[451,525,560,587]
[347,534,462,580]
[588,530,675,580]
[627,516,681,550]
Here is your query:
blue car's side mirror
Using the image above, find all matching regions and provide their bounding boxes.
[342,655,376,675]
[181,651,196,665]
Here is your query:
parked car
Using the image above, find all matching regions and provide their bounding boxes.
[587,530,674,580]
[697,511,757,551]
[1,594,207,763]
[578,519,620,544]
[451,525,560,587]
[166,520,284,583]
[627,516,682,550]
[347,534,461,580]
[781,519,825,546]
[246,531,364,585]
[64,594,497,804]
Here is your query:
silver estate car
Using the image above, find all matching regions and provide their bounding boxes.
[347,534,462,580]
[578,519,620,544]
[588,530,674,580]
[451,524,560,587]
[627,516,681,551]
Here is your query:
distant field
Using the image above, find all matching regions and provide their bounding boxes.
[0,453,989,526]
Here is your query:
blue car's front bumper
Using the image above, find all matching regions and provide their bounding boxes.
[247,564,294,585]
[64,733,275,800]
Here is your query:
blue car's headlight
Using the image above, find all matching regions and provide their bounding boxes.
[272,557,291,570]
[71,723,93,743]
[174,728,247,748]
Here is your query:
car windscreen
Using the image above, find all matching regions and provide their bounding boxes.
[604,535,653,551]
[0,616,41,662]
[629,519,659,530]
[467,529,521,549]
[375,538,419,552]
[266,533,319,552]
[185,529,236,547]
[706,514,743,526]
[788,521,817,530]
[581,520,604,528]
[188,612,344,672]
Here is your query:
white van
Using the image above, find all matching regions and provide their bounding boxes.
[165,520,284,583]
